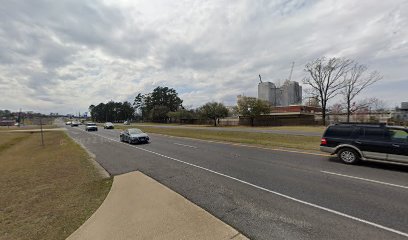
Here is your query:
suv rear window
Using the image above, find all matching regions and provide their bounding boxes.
[324,126,354,138]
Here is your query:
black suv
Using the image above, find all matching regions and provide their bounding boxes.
[320,123,408,165]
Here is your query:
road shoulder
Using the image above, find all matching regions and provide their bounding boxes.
[67,171,248,240]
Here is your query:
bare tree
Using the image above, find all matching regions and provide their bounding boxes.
[369,97,387,112]
[351,98,372,114]
[344,97,388,122]
[353,97,387,112]
[328,103,344,123]
[329,103,344,114]
[303,57,353,125]
[341,63,382,122]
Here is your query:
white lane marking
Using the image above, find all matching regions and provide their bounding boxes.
[70,127,408,238]
[173,143,198,149]
[321,171,408,190]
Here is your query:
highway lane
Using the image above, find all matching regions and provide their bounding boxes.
[65,125,408,240]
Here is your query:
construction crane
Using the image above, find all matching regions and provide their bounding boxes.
[259,74,262,83]
[288,62,295,81]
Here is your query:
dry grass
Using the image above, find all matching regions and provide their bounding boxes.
[0,134,28,155]
[131,122,211,127]
[0,125,57,131]
[136,126,321,151]
[251,125,326,133]
[102,123,211,129]
[0,131,112,240]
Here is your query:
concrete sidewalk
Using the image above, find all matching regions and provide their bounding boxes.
[67,171,248,240]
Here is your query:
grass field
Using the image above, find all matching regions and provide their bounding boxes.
[0,125,57,131]
[0,131,112,240]
[108,123,323,150]
[135,126,321,151]
[252,125,326,133]
[112,123,325,133]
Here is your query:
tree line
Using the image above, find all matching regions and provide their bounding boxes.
[0,110,47,119]
[89,86,273,126]
[89,101,134,123]
[130,86,233,126]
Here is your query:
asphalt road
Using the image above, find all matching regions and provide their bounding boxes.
[64,124,408,240]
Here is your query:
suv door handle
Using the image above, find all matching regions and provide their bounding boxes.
[355,141,362,144]
[393,144,400,148]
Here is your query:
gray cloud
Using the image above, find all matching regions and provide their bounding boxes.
[163,42,237,70]
[0,0,407,114]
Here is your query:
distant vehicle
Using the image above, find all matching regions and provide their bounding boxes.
[104,122,114,129]
[120,128,149,144]
[85,122,98,131]
[65,121,71,125]
[320,123,408,165]
[71,121,79,127]
[124,121,130,125]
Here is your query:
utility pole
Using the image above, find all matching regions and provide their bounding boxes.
[40,117,44,147]
[18,108,22,127]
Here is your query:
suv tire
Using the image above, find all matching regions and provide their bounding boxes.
[337,148,360,164]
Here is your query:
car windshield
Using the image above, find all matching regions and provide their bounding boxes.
[106,122,113,125]
[87,123,96,126]
[128,129,143,134]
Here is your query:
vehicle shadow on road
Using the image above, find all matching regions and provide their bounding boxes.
[328,157,408,173]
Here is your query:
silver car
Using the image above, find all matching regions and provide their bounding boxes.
[120,128,149,144]
[85,122,98,131]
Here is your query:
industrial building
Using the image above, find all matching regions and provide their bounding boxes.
[391,102,408,123]
[258,80,302,106]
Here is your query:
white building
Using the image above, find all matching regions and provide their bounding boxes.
[391,102,408,123]
[258,80,302,106]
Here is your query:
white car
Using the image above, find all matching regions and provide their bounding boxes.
[85,122,98,131]
[65,121,71,125]
[71,121,79,127]
[104,122,114,129]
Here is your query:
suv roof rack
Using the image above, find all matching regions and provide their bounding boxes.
[334,122,387,127]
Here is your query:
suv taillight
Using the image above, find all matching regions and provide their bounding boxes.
[321,138,327,145]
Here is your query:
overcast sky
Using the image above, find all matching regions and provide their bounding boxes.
[1,0,407,114]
